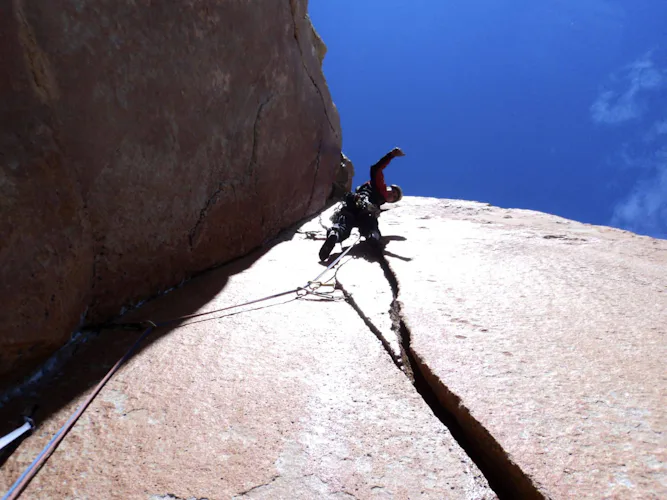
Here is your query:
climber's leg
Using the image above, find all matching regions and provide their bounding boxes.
[319,212,354,261]
[358,212,382,248]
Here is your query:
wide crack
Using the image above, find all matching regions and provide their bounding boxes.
[337,284,402,369]
[340,245,545,500]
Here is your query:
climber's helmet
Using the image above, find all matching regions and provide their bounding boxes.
[385,184,403,203]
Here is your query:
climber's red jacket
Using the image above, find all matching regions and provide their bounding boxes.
[343,151,397,214]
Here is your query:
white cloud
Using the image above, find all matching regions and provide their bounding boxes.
[591,90,641,124]
[601,51,667,238]
[591,52,666,125]
[642,115,667,142]
[611,159,667,238]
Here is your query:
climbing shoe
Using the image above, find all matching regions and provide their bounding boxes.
[319,233,337,261]
[367,230,382,247]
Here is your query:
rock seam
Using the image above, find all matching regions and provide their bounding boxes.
[287,0,338,137]
[338,245,547,499]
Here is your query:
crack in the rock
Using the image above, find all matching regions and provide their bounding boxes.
[121,407,146,417]
[0,330,98,410]
[288,0,338,137]
[332,491,358,500]
[338,283,402,369]
[188,95,273,247]
[15,0,58,103]
[250,96,273,190]
[304,137,323,215]
[371,252,545,500]
[233,475,280,497]
[149,494,209,500]
[187,180,228,248]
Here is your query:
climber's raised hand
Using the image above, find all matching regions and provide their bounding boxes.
[390,147,405,158]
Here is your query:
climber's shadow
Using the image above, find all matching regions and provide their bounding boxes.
[383,248,412,262]
[383,235,407,242]
[296,230,327,241]
[322,235,412,265]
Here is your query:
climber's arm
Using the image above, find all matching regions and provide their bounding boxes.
[369,147,405,193]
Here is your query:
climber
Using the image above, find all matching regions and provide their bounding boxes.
[319,147,405,261]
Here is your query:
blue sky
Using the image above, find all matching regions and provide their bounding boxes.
[309,0,667,239]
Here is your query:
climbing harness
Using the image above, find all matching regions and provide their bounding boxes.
[2,236,361,500]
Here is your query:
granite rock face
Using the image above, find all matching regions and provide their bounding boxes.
[378,198,667,498]
[0,211,494,499]
[332,152,355,198]
[3,197,664,499]
[0,0,343,386]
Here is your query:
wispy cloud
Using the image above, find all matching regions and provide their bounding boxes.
[610,131,667,238]
[611,161,667,238]
[595,52,667,238]
[591,90,641,124]
[644,116,667,141]
[590,52,666,125]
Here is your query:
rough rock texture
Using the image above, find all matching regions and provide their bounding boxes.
[0,216,493,499]
[332,153,356,199]
[3,197,664,499]
[336,250,401,365]
[376,198,666,498]
[0,0,343,388]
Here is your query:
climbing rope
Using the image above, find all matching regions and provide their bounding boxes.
[0,419,33,453]
[2,235,361,500]
[1,324,155,500]
[104,235,361,331]
[307,235,361,286]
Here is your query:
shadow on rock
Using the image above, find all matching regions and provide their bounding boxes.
[0,242,272,450]
[383,249,413,262]
[383,235,407,242]
[0,207,337,447]
[320,236,412,266]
